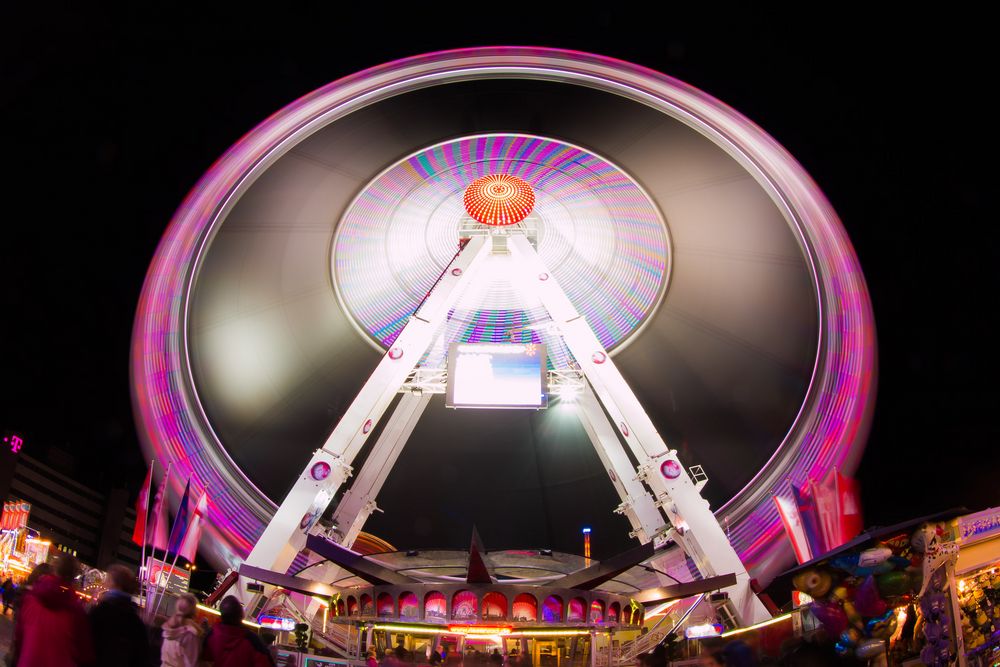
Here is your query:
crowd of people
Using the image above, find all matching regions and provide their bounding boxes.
[2,554,277,666]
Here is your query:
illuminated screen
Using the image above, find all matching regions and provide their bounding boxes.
[446,343,548,409]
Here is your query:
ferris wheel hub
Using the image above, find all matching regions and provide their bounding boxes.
[463,173,535,226]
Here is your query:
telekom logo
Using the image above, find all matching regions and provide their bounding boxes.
[3,434,23,454]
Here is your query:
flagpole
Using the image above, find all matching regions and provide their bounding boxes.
[152,538,186,619]
[138,459,153,613]
[150,477,190,621]
[143,461,174,621]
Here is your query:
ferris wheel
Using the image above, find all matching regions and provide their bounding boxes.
[131,48,875,619]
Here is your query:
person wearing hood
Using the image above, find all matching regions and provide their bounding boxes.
[202,595,276,666]
[88,564,151,666]
[11,554,94,667]
[161,592,204,666]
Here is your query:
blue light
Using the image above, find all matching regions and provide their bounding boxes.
[582,527,591,534]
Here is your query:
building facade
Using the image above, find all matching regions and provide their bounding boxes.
[2,450,140,568]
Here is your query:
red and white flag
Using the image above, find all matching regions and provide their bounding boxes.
[836,470,864,543]
[812,469,865,551]
[774,494,813,564]
[149,464,172,551]
[131,465,153,545]
[178,490,208,563]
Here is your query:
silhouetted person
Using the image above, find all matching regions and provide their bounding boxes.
[260,631,280,665]
[12,554,94,666]
[721,641,756,667]
[202,595,275,666]
[89,564,151,666]
[1,576,14,614]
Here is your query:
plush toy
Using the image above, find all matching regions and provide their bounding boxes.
[830,552,910,577]
[865,610,898,639]
[793,567,834,598]
[911,522,945,554]
[855,638,885,659]
[876,570,910,597]
[809,600,848,636]
[831,584,853,602]
[836,627,861,656]
[855,575,888,617]
[858,546,892,567]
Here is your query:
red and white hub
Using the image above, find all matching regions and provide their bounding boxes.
[463,174,535,226]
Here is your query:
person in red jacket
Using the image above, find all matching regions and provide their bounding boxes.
[11,554,95,667]
[202,595,276,667]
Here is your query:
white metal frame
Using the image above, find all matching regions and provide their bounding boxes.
[245,231,769,625]
[244,236,490,573]
[508,235,768,623]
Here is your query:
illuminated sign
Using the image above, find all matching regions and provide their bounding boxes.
[957,507,1000,542]
[259,615,296,631]
[448,625,512,636]
[684,623,723,639]
[446,343,548,409]
[3,433,24,454]
[146,557,190,595]
[0,501,30,531]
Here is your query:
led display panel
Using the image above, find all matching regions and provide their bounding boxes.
[446,343,548,409]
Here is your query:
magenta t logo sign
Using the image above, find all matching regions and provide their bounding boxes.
[3,434,23,453]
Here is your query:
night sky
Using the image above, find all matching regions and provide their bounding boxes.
[2,9,996,557]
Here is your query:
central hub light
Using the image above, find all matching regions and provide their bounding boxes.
[463,173,535,226]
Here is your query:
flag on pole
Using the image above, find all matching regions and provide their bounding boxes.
[131,465,154,545]
[150,464,172,550]
[836,470,864,542]
[812,475,842,551]
[811,469,864,552]
[166,479,192,556]
[773,494,813,564]
[178,490,208,562]
[792,482,825,557]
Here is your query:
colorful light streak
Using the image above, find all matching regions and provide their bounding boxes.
[369,623,593,638]
[131,47,875,578]
[719,612,792,638]
[333,133,668,370]
[196,603,263,628]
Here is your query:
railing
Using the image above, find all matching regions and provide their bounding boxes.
[615,594,706,666]
[618,629,668,664]
[310,614,359,658]
[279,599,360,659]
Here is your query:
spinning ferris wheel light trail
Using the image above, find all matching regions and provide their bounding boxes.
[131,48,875,635]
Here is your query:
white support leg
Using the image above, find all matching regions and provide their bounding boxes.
[575,384,668,547]
[301,392,432,620]
[245,237,489,573]
[333,391,432,547]
[508,235,769,624]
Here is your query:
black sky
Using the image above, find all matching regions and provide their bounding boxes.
[2,8,996,551]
